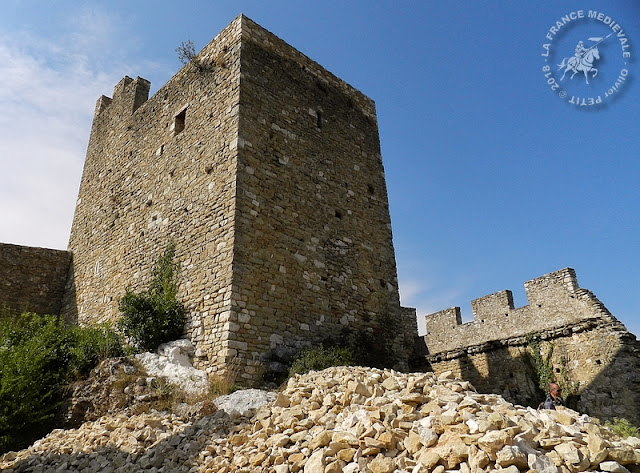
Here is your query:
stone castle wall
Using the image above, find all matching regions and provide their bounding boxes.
[229,19,405,370]
[424,268,613,354]
[423,269,640,425]
[0,243,70,316]
[63,18,243,378]
[63,15,411,384]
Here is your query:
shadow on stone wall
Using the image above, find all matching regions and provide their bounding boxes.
[573,331,640,426]
[0,243,71,317]
[60,258,78,325]
[452,345,542,409]
[427,326,640,426]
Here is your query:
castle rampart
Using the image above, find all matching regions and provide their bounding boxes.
[93,76,151,119]
[424,268,613,355]
[423,268,640,425]
[0,243,70,316]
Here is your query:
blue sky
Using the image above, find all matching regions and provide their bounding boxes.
[1,1,638,336]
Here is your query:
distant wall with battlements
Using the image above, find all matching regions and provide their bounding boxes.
[423,268,640,425]
[424,268,613,354]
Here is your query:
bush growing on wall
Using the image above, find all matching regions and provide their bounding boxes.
[0,309,123,454]
[118,242,186,352]
[289,345,355,377]
[526,337,555,392]
[176,40,197,65]
[526,337,581,409]
[605,417,640,438]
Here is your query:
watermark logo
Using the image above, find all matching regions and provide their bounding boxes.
[541,10,631,107]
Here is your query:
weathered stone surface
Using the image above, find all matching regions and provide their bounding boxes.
[303,449,325,473]
[528,452,560,473]
[600,460,632,473]
[424,269,640,427]
[135,340,209,395]
[307,431,332,450]
[60,13,414,387]
[369,455,395,473]
[608,446,640,465]
[158,339,195,366]
[213,388,276,416]
[555,441,583,464]
[2,366,639,473]
[496,444,528,469]
[0,243,70,316]
[405,430,423,454]
[477,429,511,460]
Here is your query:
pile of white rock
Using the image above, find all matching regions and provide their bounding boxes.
[135,340,210,396]
[1,366,639,473]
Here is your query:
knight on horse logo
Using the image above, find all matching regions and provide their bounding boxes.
[557,35,611,84]
[541,10,631,107]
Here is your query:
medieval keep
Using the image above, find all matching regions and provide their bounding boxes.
[59,15,415,383]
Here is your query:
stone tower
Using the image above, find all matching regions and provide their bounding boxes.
[63,15,412,384]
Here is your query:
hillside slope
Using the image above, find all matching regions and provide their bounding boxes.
[1,366,639,472]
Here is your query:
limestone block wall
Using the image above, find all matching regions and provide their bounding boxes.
[63,18,243,375]
[423,269,640,425]
[424,268,612,354]
[427,317,640,425]
[229,17,404,374]
[0,243,70,315]
[64,15,410,384]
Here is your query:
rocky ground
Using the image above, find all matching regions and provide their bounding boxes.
[1,366,639,473]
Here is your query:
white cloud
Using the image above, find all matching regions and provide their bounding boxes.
[0,7,151,250]
[0,42,100,249]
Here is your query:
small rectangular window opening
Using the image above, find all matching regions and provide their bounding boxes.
[173,108,186,136]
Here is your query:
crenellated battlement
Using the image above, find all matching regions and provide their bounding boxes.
[424,268,614,355]
[93,75,150,119]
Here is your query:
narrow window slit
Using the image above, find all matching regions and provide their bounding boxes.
[173,108,187,136]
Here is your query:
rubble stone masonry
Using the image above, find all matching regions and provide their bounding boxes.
[0,243,70,316]
[424,268,640,425]
[62,15,411,384]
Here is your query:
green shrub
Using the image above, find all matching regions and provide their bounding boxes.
[67,323,125,378]
[118,242,186,352]
[0,313,67,451]
[289,345,355,376]
[0,312,123,453]
[527,337,555,392]
[118,292,185,352]
[284,312,400,380]
[605,417,640,438]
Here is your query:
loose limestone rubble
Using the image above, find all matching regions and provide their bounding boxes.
[136,340,210,396]
[63,340,213,428]
[2,367,639,473]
